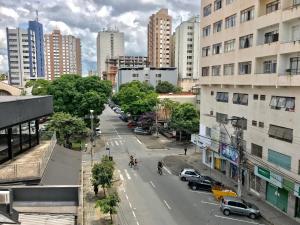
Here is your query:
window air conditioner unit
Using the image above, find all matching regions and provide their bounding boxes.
[0,191,10,204]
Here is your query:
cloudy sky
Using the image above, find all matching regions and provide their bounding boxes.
[0,0,200,74]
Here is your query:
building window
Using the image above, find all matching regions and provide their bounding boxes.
[239,34,253,49]
[251,143,262,158]
[240,6,254,23]
[289,57,300,75]
[211,91,214,96]
[202,46,210,57]
[294,0,300,6]
[259,122,264,128]
[216,112,228,124]
[216,92,229,102]
[202,67,210,76]
[225,14,236,29]
[264,31,279,44]
[253,94,258,100]
[263,60,277,73]
[212,43,222,55]
[213,20,222,33]
[239,61,252,75]
[268,149,291,170]
[268,124,293,143]
[203,4,212,17]
[224,39,235,52]
[266,0,279,14]
[252,120,257,126]
[212,65,221,76]
[214,0,222,10]
[187,56,193,60]
[223,63,234,75]
[269,96,295,111]
[156,74,162,78]
[233,93,248,105]
[202,25,211,37]
[260,95,266,100]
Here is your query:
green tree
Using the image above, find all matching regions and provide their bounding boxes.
[115,81,158,116]
[0,74,6,81]
[155,81,181,93]
[170,103,199,140]
[92,156,115,196]
[95,192,120,223]
[46,112,88,147]
[30,79,51,95]
[160,99,179,121]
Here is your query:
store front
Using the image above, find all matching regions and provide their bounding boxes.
[266,183,289,213]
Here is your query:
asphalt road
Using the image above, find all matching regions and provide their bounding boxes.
[96,105,270,225]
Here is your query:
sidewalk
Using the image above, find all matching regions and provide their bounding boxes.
[163,152,300,225]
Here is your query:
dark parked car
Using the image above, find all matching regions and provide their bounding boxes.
[119,113,128,122]
[188,179,212,192]
[134,127,151,135]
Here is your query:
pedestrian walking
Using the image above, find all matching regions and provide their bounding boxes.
[184,147,187,155]
[93,183,98,196]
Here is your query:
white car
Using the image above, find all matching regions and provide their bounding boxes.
[179,168,201,181]
[95,128,102,136]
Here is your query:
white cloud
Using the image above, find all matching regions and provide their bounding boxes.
[97,5,112,18]
[0,7,19,20]
[0,55,8,72]
[47,21,72,34]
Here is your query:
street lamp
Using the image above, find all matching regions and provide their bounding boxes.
[90,109,94,166]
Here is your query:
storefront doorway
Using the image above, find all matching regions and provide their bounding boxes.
[266,183,288,213]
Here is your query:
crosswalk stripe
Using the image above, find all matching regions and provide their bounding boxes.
[124,169,131,180]
[115,140,119,146]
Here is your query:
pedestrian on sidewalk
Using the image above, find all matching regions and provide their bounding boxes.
[184,147,187,155]
[93,183,98,196]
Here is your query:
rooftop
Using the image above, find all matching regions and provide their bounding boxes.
[0,96,46,103]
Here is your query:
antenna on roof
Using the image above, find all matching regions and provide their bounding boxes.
[36,10,39,22]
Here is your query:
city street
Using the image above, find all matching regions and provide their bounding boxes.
[94,105,270,225]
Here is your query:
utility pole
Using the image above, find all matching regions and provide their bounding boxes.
[90,110,94,167]
[155,103,159,137]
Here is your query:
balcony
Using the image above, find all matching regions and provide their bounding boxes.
[282,3,300,22]
[255,42,280,57]
[280,40,300,54]
[256,10,281,30]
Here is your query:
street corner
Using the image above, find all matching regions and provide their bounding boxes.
[135,134,167,149]
[162,155,194,175]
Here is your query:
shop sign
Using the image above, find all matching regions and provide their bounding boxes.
[294,183,300,198]
[191,134,209,149]
[220,143,239,165]
[254,166,282,188]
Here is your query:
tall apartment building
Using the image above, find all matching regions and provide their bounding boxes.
[44,29,81,80]
[174,16,200,91]
[199,0,300,220]
[97,29,124,78]
[6,20,45,87]
[147,8,172,68]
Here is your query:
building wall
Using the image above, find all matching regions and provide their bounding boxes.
[44,30,81,80]
[199,0,300,220]
[147,9,172,68]
[97,30,124,77]
[117,68,177,91]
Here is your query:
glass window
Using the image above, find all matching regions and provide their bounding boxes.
[264,30,279,44]
[233,93,248,105]
[268,124,293,143]
[216,92,229,102]
[202,67,210,76]
[203,4,212,17]
[224,63,234,75]
[290,57,300,75]
[239,61,252,75]
[294,0,300,6]
[269,96,295,111]
[259,122,264,128]
[212,43,222,55]
[253,94,258,100]
[251,143,262,158]
[225,14,236,29]
[202,25,211,37]
[0,129,9,162]
[216,112,228,124]
[226,0,234,5]
[239,34,253,49]
[224,39,235,52]
[11,125,20,156]
[202,46,210,57]
[214,0,222,11]
[212,65,221,76]
[268,149,291,170]
[240,6,254,23]
[213,20,222,33]
[263,60,277,73]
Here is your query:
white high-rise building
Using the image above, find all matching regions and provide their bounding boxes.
[174,16,200,91]
[199,0,300,220]
[97,29,124,78]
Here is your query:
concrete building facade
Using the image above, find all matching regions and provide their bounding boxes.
[97,29,124,78]
[199,0,300,221]
[117,67,177,91]
[44,29,81,80]
[175,16,201,92]
[6,20,45,87]
[147,9,172,68]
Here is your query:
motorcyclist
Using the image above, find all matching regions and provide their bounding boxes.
[129,155,134,167]
[157,161,163,174]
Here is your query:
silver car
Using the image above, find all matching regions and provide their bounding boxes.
[220,196,260,219]
[179,168,201,181]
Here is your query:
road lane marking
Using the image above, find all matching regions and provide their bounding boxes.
[189,190,212,195]
[115,140,119,146]
[163,166,172,175]
[119,173,124,181]
[214,215,265,225]
[201,200,219,206]
[132,211,136,218]
[124,169,131,180]
[136,138,142,144]
[136,222,140,225]
[125,194,129,200]
[110,141,114,147]
[150,181,156,188]
[114,128,121,139]
[129,202,132,209]
[163,200,172,210]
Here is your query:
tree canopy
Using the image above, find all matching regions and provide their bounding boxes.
[114,81,158,116]
[95,192,120,223]
[46,112,88,147]
[170,103,199,134]
[27,79,51,95]
[155,81,181,93]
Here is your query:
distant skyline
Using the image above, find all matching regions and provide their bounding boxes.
[0,0,200,75]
